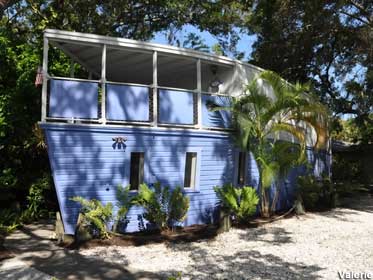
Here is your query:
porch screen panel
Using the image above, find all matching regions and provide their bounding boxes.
[201,94,231,128]
[106,84,149,121]
[158,89,194,125]
[49,79,98,119]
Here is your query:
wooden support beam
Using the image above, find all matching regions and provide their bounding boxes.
[152,51,158,126]
[101,44,107,124]
[196,58,202,129]
[69,59,75,78]
[41,36,49,122]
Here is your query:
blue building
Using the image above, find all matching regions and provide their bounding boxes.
[40,29,330,234]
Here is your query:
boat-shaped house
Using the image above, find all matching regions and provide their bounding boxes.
[40,29,330,234]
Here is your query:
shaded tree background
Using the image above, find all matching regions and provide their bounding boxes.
[0,0,371,212]
[246,0,373,142]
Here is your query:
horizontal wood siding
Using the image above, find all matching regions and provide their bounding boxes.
[42,124,330,234]
[43,124,234,234]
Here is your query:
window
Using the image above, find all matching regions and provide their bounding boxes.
[129,152,144,190]
[237,152,246,185]
[184,152,197,189]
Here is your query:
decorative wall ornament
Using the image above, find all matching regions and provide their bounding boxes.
[112,136,128,143]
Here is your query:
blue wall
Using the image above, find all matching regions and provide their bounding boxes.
[49,80,98,119]
[42,124,236,234]
[158,89,194,124]
[106,84,150,121]
[42,123,330,234]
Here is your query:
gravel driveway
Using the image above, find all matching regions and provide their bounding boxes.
[81,196,373,280]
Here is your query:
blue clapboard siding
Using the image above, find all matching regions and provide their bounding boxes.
[41,123,330,234]
[42,124,234,234]
[202,94,231,128]
[49,79,98,119]
[158,89,194,124]
[106,84,150,121]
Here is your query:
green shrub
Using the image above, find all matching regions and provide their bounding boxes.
[214,184,259,223]
[168,272,182,280]
[114,185,134,232]
[70,197,113,239]
[133,183,190,230]
[21,175,52,223]
[296,174,335,211]
[332,154,363,183]
[0,208,20,235]
[168,186,189,225]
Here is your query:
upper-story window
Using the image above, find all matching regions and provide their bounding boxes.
[157,54,196,90]
[106,48,152,85]
[201,62,234,94]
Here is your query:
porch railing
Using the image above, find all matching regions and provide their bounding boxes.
[42,39,232,130]
[46,77,232,130]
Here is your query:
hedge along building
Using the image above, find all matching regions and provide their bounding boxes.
[39,29,331,234]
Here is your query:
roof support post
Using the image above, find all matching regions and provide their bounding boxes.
[152,51,158,126]
[196,58,202,129]
[41,36,49,122]
[101,44,107,124]
[69,59,75,78]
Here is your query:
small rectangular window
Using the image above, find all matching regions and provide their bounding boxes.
[129,152,144,190]
[184,152,197,189]
[237,152,246,185]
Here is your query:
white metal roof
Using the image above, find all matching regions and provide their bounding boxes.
[44,29,264,71]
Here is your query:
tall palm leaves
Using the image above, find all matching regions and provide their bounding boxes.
[209,70,328,217]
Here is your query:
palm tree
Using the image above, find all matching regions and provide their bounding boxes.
[209,70,328,217]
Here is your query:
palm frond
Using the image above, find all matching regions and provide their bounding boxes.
[270,123,306,147]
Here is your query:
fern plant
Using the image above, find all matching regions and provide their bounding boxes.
[168,186,189,226]
[133,183,190,230]
[70,197,113,239]
[214,184,259,223]
[114,185,134,232]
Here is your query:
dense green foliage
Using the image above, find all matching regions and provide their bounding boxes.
[114,185,134,232]
[20,175,50,222]
[296,175,336,211]
[1,1,371,227]
[210,70,327,217]
[247,1,373,143]
[214,184,259,222]
[70,197,113,239]
[133,183,189,230]
[0,208,20,236]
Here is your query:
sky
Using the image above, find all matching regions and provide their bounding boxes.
[150,24,257,60]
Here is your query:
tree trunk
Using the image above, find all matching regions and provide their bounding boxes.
[261,188,270,218]
[271,183,280,214]
[218,208,231,233]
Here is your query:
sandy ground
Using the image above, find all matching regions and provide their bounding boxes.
[1,195,373,279]
[81,195,373,279]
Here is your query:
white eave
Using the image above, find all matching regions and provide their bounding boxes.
[44,29,264,72]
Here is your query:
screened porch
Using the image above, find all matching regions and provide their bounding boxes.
[41,29,259,130]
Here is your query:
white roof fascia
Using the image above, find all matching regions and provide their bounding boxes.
[44,29,265,72]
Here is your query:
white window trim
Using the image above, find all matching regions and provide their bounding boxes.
[181,148,202,192]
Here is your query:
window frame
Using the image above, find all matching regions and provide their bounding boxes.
[125,148,149,192]
[235,150,247,186]
[182,148,201,192]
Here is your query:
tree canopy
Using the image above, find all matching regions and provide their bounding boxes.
[0,0,371,211]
